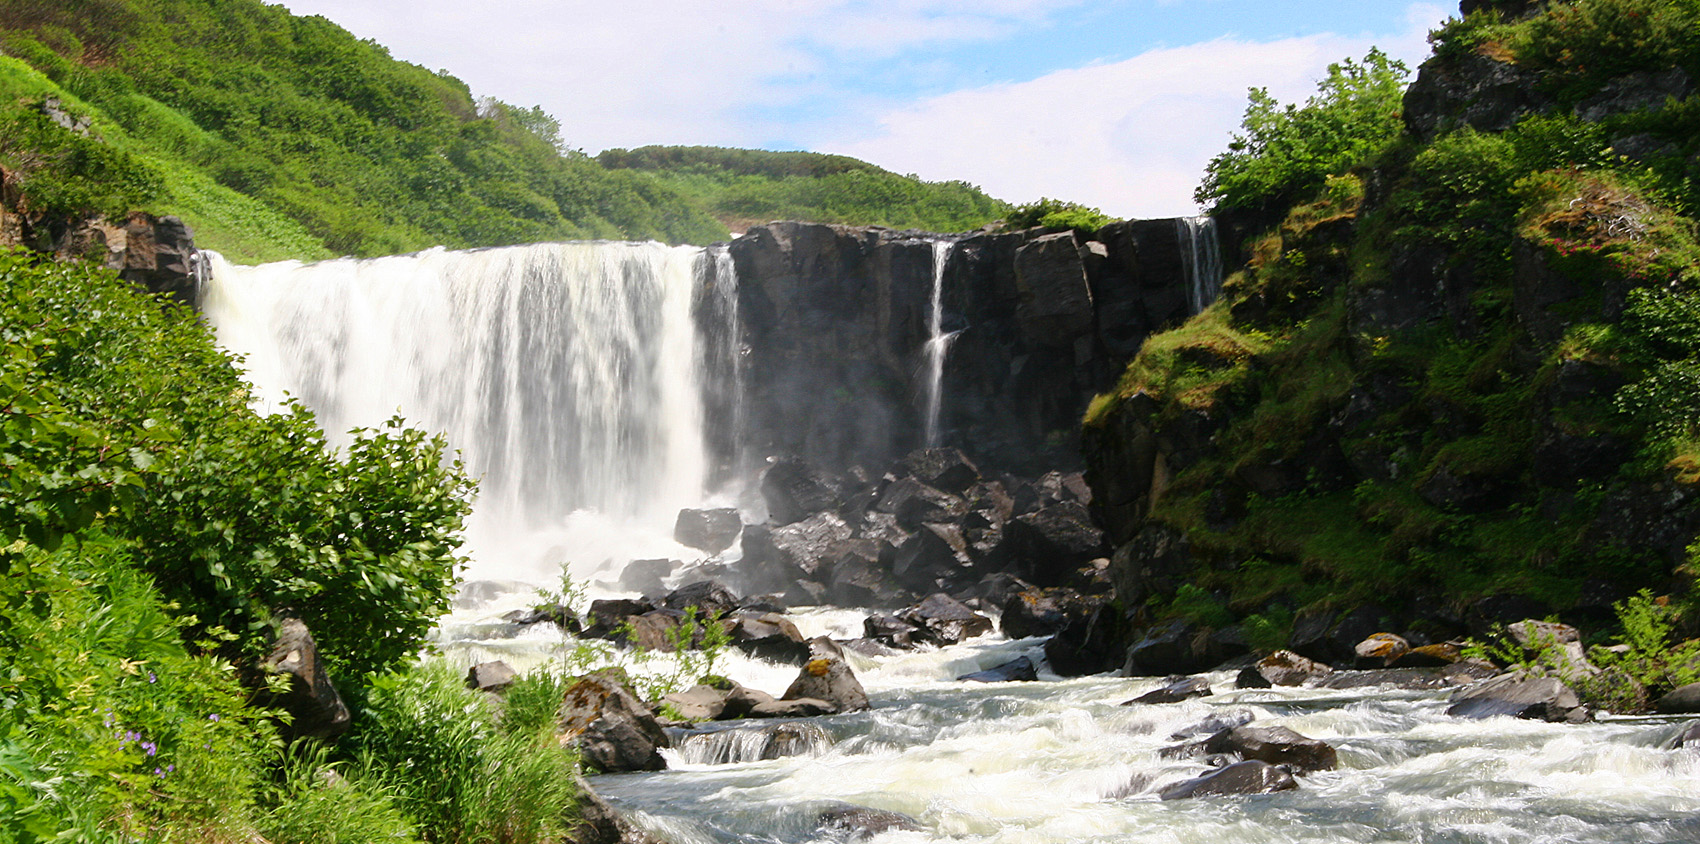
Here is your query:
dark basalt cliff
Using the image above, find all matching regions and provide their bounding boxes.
[726,219,1210,478]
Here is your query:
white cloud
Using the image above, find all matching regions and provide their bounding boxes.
[820,3,1451,219]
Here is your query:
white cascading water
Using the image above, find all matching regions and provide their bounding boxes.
[201,242,710,586]
[1177,215,1223,314]
[922,239,957,448]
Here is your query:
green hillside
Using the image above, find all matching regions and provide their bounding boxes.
[599,145,1011,233]
[0,0,1010,264]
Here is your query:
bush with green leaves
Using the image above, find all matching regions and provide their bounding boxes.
[1002,198,1116,231]
[1197,48,1409,211]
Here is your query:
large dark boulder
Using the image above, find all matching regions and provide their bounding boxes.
[466,661,517,693]
[783,638,870,712]
[1574,68,1693,122]
[894,447,982,494]
[675,508,743,554]
[875,477,968,529]
[957,656,1038,683]
[1237,650,1332,688]
[585,598,657,640]
[1158,761,1298,800]
[560,670,671,772]
[1123,675,1212,705]
[1403,53,1542,142]
[1000,586,1085,639]
[896,593,993,645]
[738,512,856,591]
[1447,672,1590,723]
[1044,597,1133,676]
[1657,683,1700,715]
[662,580,741,619]
[1124,620,1210,677]
[258,617,351,740]
[761,457,844,525]
[816,804,923,840]
[889,522,974,591]
[726,611,811,665]
[1203,725,1338,773]
[1005,502,1105,586]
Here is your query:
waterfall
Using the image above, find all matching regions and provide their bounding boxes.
[201,241,715,584]
[922,240,957,447]
[694,244,746,494]
[1176,215,1223,314]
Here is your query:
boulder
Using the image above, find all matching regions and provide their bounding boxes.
[1203,725,1338,773]
[1005,502,1105,586]
[673,720,833,764]
[1169,709,1256,741]
[760,457,843,525]
[749,697,840,718]
[1318,663,1497,690]
[1158,760,1298,800]
[825,550,914,608]
[1505,619,1599,684]
[567,774,665,844]
[1574,68,1693,123]
[894,447,982,494]
[782,637,870,712]
[895,593,994,645]
[1000,586,1083,639]
[875,477,968,529]
[817,804,923,840]
[619,558,676,595]
[259,617,351,740]
[661,684,728,722]
[503,604,583,634]
[1403,53,1541,142]
[739,512,855,589]
[1045,597,1132,677]
[626,610,687,651]
[1354,633,1411,668]
[674,508,743,554]
[889,523,974,590]
[1123,675,1212,705]
[585,598,657,639]
[1397,642,1464,667]
[466,661,517,693]
[1123,620,1210,677]
[560,670,670,772]
[727,611,811,664]
[957,656,1038,683]
[1662,720,1700,750]
[864,614,929,650]
[1446,672,1590,723]
[1238,650,1332,689]
[1656,683,1700,715]
[662,580,741,619]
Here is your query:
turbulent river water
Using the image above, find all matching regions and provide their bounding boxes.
[433,594,1700,844]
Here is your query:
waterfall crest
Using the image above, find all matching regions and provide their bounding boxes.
[201,242,714,582]
[1176,216,1223,314]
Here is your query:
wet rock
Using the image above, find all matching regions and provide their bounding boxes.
[619,558,675,595]
[1158,760,1298,800]
[1000,586,1082,639]
[466,661,517,693]
[1045,597,1133,677]
[876,477,968,529]
[1239,650,1333,689]
[761,457,844,525]
[1656,683,1700,715]
[727,611,811,665]
[259,617,351,740]
[1124,620,1210,677]
[675,508,743,554]
[957,656,1038,683]
[896,593,993,645]
[751,698,838,717]
[662,684,729,722]
[782,637,870,712]
[1124,675,1212,705]
[895,447,982,494]
[740,512,856,591]
[817,804,923,840]
[1354,633,1411,669]
[568,774,665,844]
[1204,725,1338,773]
[662,580,741,619]
[1396,642,1464,667]
[1005,502,1105,586]
[1169,709,1256,741]
[585,598,657,639]
[503,604,583,634]
[864,613,929,650]
[1662,720,1700,750]
[1319,663,1497,690]
[673,720,833,764]
[560,670,671,772]
[890,523,974,591]
[826,548,914,608]
[1447,672,1590,723]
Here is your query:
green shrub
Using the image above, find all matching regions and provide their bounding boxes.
[259,744,420,844]
[1197,48,1409,211]
[1002,198,1115,231]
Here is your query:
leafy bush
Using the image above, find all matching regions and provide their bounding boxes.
[1197,48,1409,211]
[353,662,579,844]
[1002,198,1115,231]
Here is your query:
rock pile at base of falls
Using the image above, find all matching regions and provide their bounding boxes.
[734,448,1110,616]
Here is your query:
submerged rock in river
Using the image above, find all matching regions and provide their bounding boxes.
[1123,675,1212,705]
[1158,760,1299,800]
[782,637,870,712]
[1447,672,1590,723]
[816,804,924,840]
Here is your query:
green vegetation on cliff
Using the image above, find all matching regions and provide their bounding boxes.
[1092,0,1700,675]
[0,1,1011,263]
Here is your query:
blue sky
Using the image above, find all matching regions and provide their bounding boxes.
[278,1,1453,219]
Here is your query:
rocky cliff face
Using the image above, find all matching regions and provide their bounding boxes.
[728,218,1209,478]
[0,165,201,304]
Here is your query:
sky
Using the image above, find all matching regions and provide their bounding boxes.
[276,1,1455,220]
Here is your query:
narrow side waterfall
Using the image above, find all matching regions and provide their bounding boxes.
[201,242,714,584]
[1176,215,1223,314]
[922,240,956,447]
[695,244,746,494]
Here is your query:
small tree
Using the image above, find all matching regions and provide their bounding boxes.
[1197,48,1410,211]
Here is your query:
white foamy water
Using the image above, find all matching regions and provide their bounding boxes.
[202,242,715,584]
